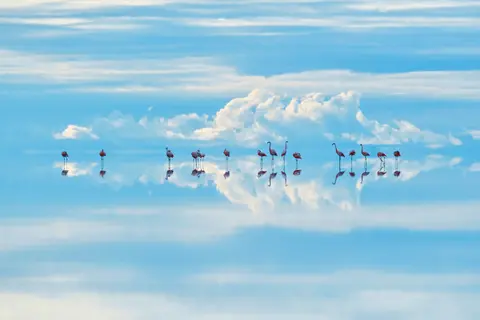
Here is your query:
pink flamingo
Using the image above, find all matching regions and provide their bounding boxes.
[198,151,205,168]
[292,152,302,169]
[360,144,370,168]
[348,150,356,176]
[332,143,345,169]
[61,150,69,174]
[223,148,230,160]
[166,147,174,166]
[267,141,278,163]
[191,150,199,167]
[257,149,267,166]
[281,140,288,162]
[224,148,230,171]
[377,151,387,164]
[393,150,401,170]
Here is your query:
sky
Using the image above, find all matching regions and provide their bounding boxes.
[1,0,480,319]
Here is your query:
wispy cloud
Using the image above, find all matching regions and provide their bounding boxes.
[1,49,479,99]
[53,89,462,148]
[469,130,480,139]
[345,0,480,12]
[179,16,480,29]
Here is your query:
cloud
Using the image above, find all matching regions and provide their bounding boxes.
[469,130,480,139]
[179,16,480,29]
[345,0,480,12]
[1,268,480,319]
[53,125,99,140]
[53,89,461,148]
[53,162,97,177]
[1,49,480,99]
[470,163,480,172]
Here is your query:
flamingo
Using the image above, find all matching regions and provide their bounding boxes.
[267,141,278,162]
[292,152,302,169]
[349,150,356,177]
[377,151,387,164]
[191,150,199,167]
[166,147,174,165]
[61,151,69,174]
[224,148,230,171]
[332,169,345,185]
[281,140,288,161]
[393,150,401,169]
[257,149,267,168]
[61,151,69,164]
[223,148,230,160]
[332,143,345,170]
[360,144,370,168]
[198,151,205,168]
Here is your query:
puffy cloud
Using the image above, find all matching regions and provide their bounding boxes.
[53,125,99,140]
[54,89,461,148]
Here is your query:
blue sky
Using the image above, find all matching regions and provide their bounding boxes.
[1,0,480,318]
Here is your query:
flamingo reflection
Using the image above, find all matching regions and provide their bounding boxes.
[377,160,387,177]
[281,163,288,186]
[360,167,370,184]
[257,169,267,178]
[165,168,174,180]
[293,169,302,176]
[268,168,277,187]
[332,168,345,185]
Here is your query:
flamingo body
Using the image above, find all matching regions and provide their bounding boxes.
[99,149,106,157]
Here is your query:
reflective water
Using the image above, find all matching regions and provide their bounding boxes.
[1,142,479,318]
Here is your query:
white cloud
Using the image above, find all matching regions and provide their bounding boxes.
[179,16,480,29]
[52,124,99,140]
[53,162,98,177]
[469,130,480,139]
[345,0,480,12]
[470,163,480,172]
[54,89,461,148]
[1,49,480,99]
[1,270,480,319]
